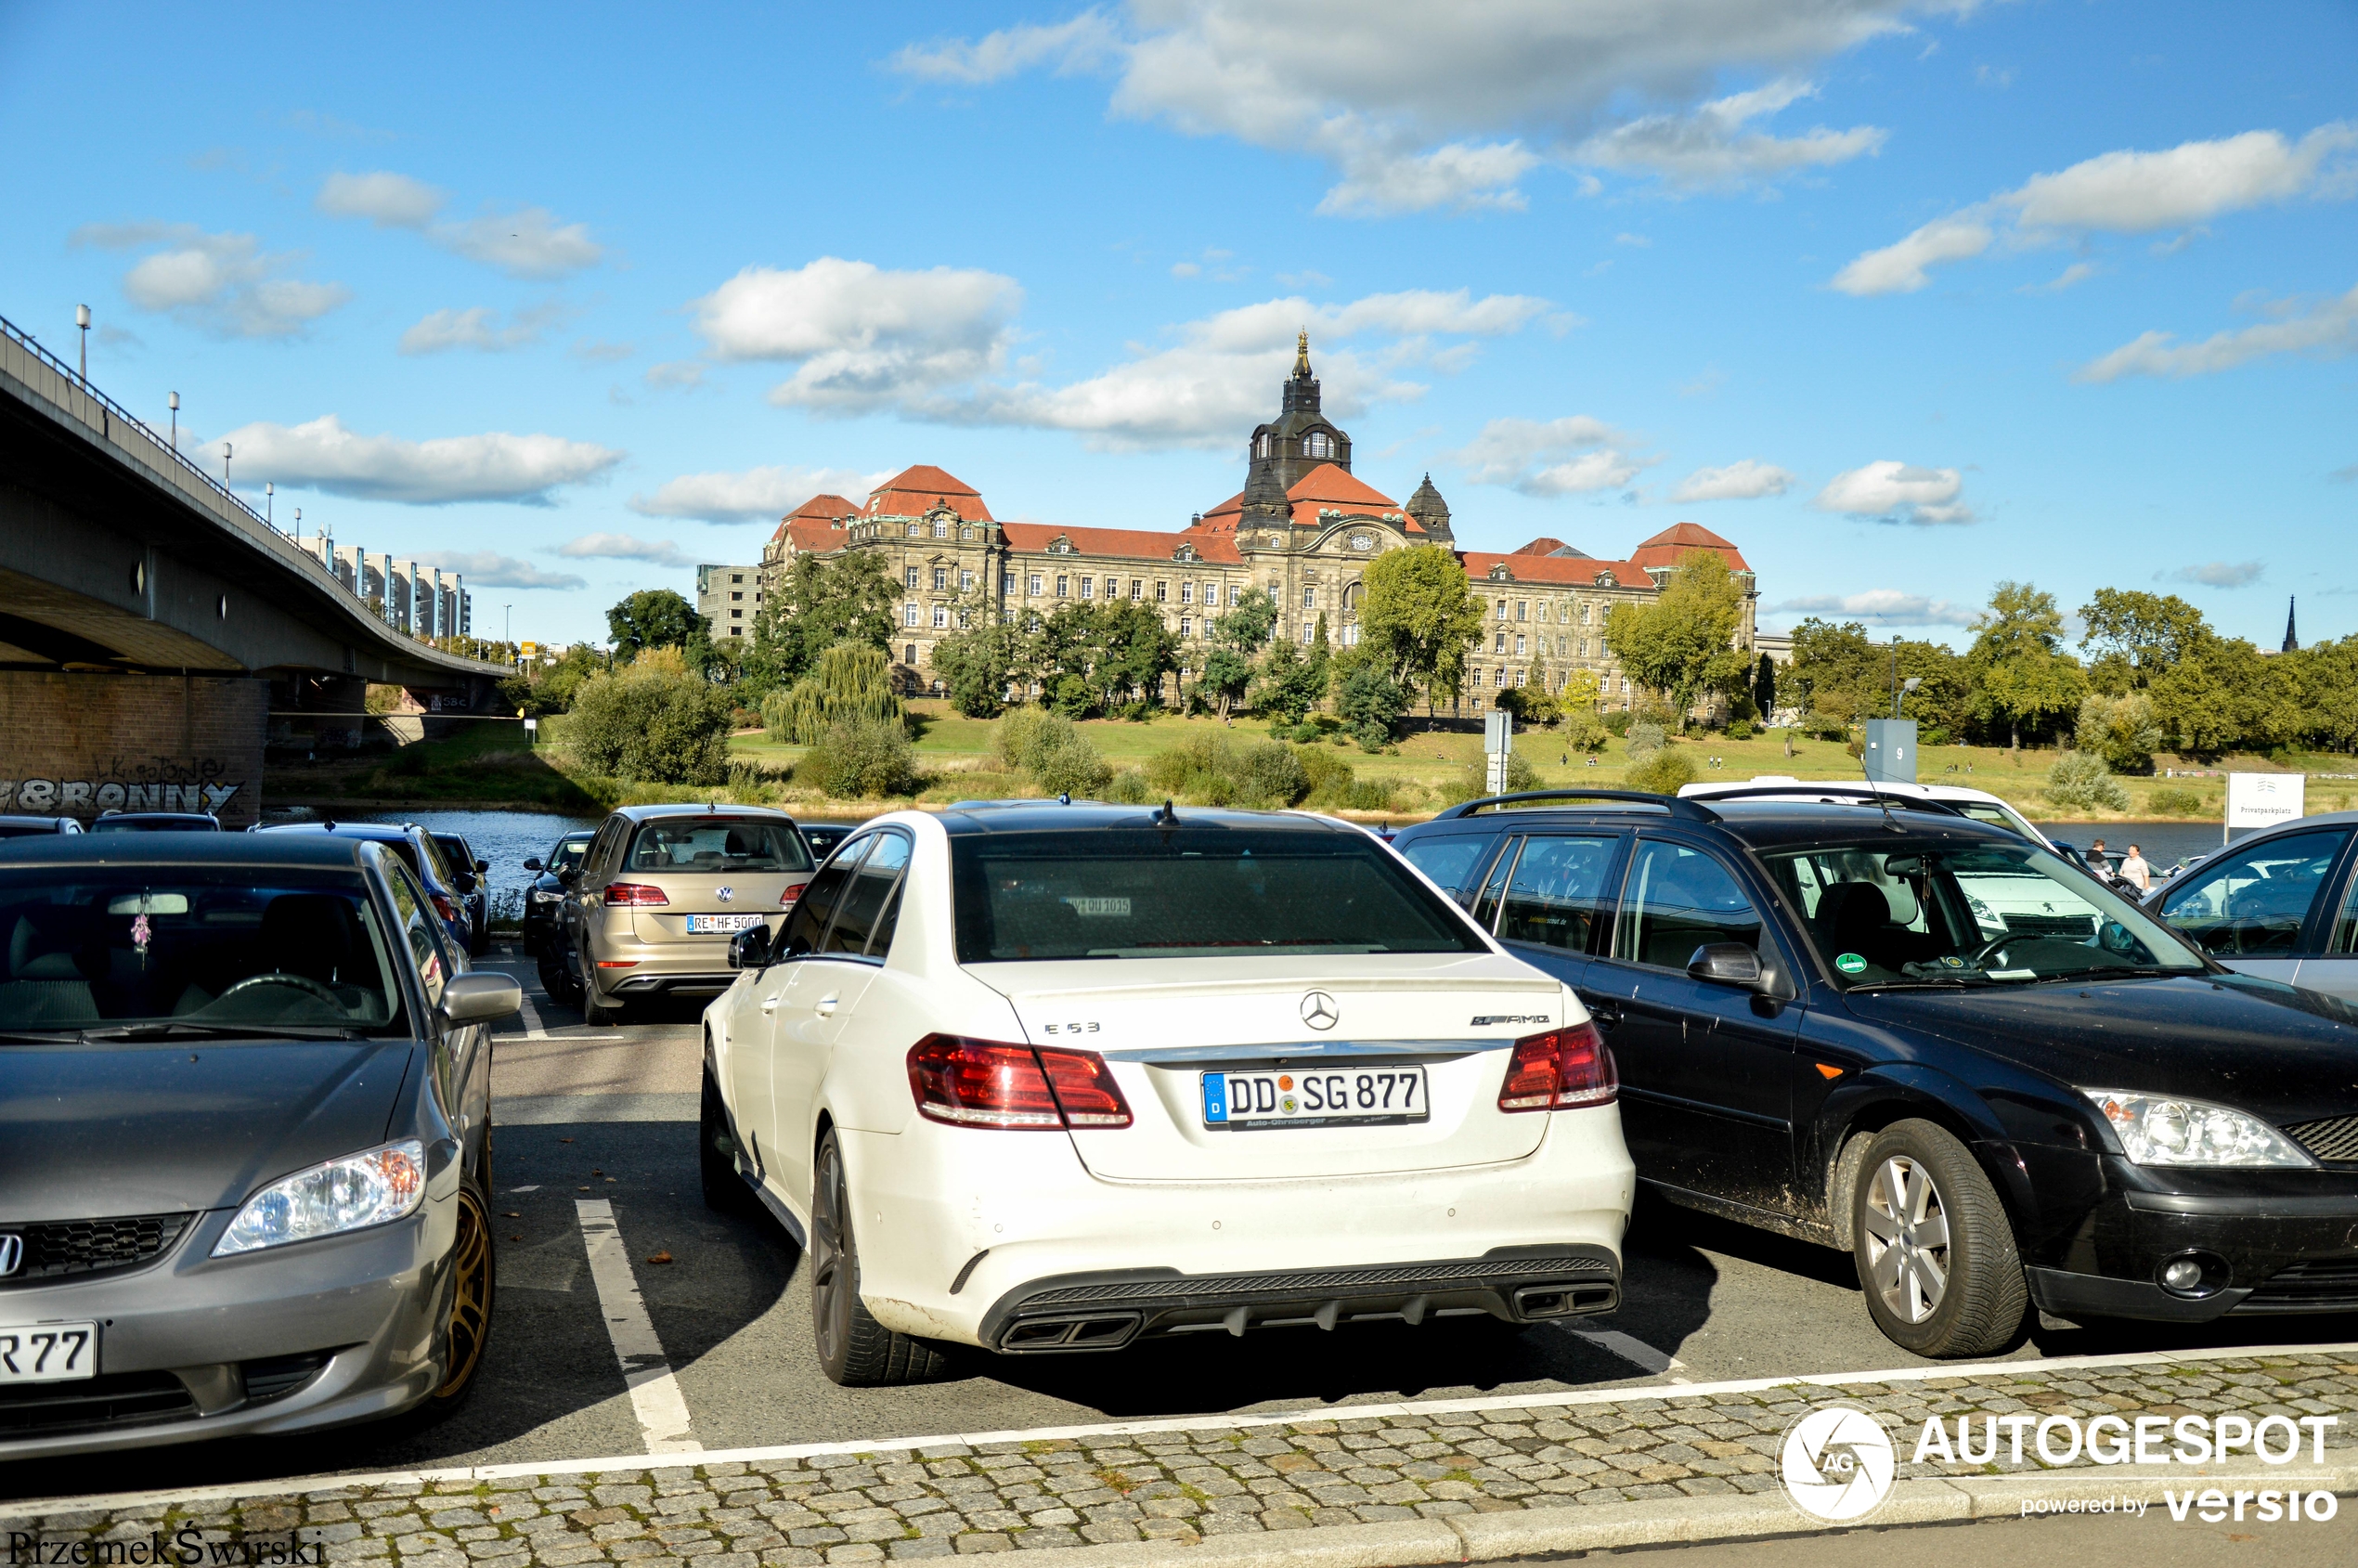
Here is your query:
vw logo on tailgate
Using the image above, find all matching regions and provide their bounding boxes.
[0,1234,21,1278]
[1301,991,1340,1031]
[715,887,733,902]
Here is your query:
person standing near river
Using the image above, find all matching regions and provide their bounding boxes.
[2118,843,2151,892]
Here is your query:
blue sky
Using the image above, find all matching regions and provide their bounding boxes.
[5,1,2353,650]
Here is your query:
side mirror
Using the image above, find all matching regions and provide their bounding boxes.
[1687,942,1764,989]
[523,857,543,872]
[728,926,773,970]
[475,859,489,874]
[440,971,522,1025]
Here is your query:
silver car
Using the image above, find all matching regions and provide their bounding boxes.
[2144,810,2358,1004]
[0,834,517,1458]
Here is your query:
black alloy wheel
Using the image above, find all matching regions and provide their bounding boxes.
[1850,1119,2028,1358]
[810,1131,948,1387]
[700,1069,755,1215]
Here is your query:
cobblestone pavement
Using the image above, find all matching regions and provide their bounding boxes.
[9,1352,2355,1565]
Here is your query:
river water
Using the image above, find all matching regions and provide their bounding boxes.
[260,805,600,921]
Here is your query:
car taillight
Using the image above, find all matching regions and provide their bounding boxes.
[603,882,669,906]
[431,892,458,923]
[907,1035,1134,1131]
[1497,1022,1616,1112]
[780,883,804,905]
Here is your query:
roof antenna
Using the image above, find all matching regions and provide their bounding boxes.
[1057,791,1071,806]
[1153,797,1177,827]
[1858,733,1903,835]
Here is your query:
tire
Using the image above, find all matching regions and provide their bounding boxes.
[700,1069,755,1215]
[424,1176,497,1413]
[810,1131,949,1386]
[581,954,625,1027]
[1850,1119,2028,1358]
[537,949,576,1006]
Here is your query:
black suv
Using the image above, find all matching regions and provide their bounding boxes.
[1392,789,2358,1357]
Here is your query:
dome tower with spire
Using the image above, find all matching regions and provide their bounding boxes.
[1241,332,1354,531]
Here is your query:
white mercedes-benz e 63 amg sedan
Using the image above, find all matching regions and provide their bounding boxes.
[699,800,1635,1385]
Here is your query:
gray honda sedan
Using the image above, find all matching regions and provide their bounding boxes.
[0,834,517,1458]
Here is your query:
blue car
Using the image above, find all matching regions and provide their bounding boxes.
[258,822,475,955]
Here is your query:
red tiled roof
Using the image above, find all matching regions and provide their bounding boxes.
[1511,537,1571,556]
[771,493,857,544]
[1630,521,1750,573]
[862,464,994,523]
[776,519,848,552]
[1195,466,1423,536]
[1000,522,1243,565]
[789,493,857,521]
[1460,552,1655,590]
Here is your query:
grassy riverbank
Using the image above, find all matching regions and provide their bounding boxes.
[267,700,2358,824]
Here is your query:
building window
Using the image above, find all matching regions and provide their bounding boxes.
[1180,581,1193,604]
[962,525,975,541]
[907,523,920,538]
[1000,575,1013,596]
[730,591,743,602]
[931,566,947,590]
[1130,578,1143,601]
[731,608,743,619]
[1301,623,1314,645]
[933,520,949,538]
[1496,599,1508,619]
[1580,602,1591,624]
[961,569,975,591]
[903,566,918,589]
[1516,601,1527,622]
[1180,616,1192,638]
[1495,667,1507,688]
[1302,586,1316,609]
[1081,576,1095,600]
[1155,580,1168,603]
[1515,667,1528,687]
[904,643,916,665]
[1029,573,1043,596]
[903,603,919,627]
[1471,667,1483,688]
[1494,631,1506,654]
[1304,431,1332,459]
[1056,576,1069,598]
[728,625,742,636]
[1514,635,1526,656]
[731,574,743,584]
[932,604,949,628]
[1255,433,1272,458]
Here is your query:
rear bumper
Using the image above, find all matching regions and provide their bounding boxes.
[980,1246,1619,1352]
[587,916,781,1000]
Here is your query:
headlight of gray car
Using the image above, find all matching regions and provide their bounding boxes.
[2082,1090,2313,1168]
[214,1138,429,1255]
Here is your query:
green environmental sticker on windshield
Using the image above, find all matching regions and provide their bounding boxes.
[1836,952,1868,974]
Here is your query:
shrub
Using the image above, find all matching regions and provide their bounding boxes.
[799,718,920,799]
[1557,706,1611,753]
[1106,768,1153,804]
[1336,663,1408,751]
[1626,721,1667,758]
[1799,710,1851,742]
[1442,751,1539,804]
[2149,786,2206,816]
[566,649,734,784]
[2043,749,2132,812]
[993,707,1066,773]
[1296,745,1354,803]
[1921,726,1952,746]
[1496,683,1560,727]
[2077,693,2162,775]
[762,643,904,745]
[1624,746,1698,796]
[992,708,1113,796]
[1141,732,1311,809]
[1601,710,1633,737]
[1047,674,1095,718]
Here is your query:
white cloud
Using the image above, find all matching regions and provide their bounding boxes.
[214,414,623,504]
[896,2,1935,214]
[315,171,603,278]
[72,222,349,338]
[629,465,887,524]
[397,303,567,355]
[557,533,696,570]
[1573,78,1885,189]
[1671,459,1794,500]
[2020,261,2099,293]
[689,257,1023,411]
[1768,590,1977,625]
[644,361,708,390]
[1814,460,1973,524]
[1445,416,1650,497]
[1833,123,2358,293]
[316,170,446,227]
[2076,282,2358,382]
[1831,216,1993,295]
[2168,561,2264,589]
[411,550,585,590]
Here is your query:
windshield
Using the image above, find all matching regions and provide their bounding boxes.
[0,868,408,1035]
[550,835,591,873]
[0,822,70,840]
[951,825,1489,962]
[627,819,811,873]
[91,816,218,834]
[1759,841,2204,990]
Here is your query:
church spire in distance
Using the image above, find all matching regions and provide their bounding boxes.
[2284,595,2299,654]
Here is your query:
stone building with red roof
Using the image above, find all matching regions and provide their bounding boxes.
[750,335,1756,706]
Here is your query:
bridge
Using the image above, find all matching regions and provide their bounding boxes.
[0,313,510,827]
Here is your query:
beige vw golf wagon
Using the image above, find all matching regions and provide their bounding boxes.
[560,803,817,1025]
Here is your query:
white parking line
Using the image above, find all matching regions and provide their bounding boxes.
[574,1199,701,1455]
[1571,1327,1691,1383]
[513,983,549,1039]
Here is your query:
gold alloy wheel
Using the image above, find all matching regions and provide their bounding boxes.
[434,1185,493,1399]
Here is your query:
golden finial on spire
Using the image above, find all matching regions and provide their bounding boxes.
[1294,329,1311,377]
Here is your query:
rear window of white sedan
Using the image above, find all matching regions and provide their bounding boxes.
[950,825,1490,962]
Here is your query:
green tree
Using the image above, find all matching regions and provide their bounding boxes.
[2077,692,2163,774]
[761,642,906,745]
[565,648,733,784]
[501,641,604,717]
[1253,637,1327,725]
[2148,632,2296,758]
[2078,589,2210,693]
[1091,599,1181,711]
[1600,551,1750,729]
[1964,581,2086,758]
[607,590,702,660]
[738,553,898,698]
[1361,544,1483,718]
[2289,636,2358,753]
[1199,588,1276,720]
[1334,656,1408,750]
[928,592,1024,717]
[1753,652,1777,719]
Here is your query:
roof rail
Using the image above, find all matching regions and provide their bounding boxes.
[1693,784,1966,818]
[1432,788,1721,823]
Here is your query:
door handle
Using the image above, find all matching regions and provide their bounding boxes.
[816,993,840,1017]
[1587,999,1622,1029]
[760,995,782,1014]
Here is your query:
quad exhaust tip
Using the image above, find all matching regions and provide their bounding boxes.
[1513,1282,1619,1319]
[1001,1312,1144,1352]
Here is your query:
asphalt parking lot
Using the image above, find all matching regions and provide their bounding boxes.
[6,946,2351,1503]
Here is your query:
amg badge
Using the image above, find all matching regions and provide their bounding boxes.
[1472,1014,1550,1027]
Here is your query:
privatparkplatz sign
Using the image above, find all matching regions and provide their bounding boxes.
[2224,771,2304,841]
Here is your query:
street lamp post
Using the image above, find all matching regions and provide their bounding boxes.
[292,507,302,545]
[222,442,232,491]
[74,305,89,383]
[265,482,274,526]
[167,392,178,450]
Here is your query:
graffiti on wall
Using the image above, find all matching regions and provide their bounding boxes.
[0,757,246,817]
